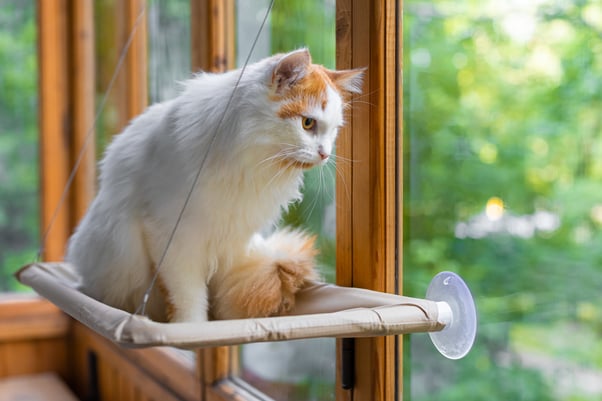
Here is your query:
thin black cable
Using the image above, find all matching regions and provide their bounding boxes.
[136,0,276,316]
[36,5,147,262]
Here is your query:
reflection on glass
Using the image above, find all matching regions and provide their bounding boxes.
[148,0,191,103]
[237,1,337,399]
[404,1,602,400]
[241,339,336,401]
[0,1,38,292]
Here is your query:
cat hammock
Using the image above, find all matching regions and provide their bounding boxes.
[16,262,477,359]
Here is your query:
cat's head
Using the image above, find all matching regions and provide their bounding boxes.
[258,48,364,170]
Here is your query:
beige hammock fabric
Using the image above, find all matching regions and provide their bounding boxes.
[16,262,446,349]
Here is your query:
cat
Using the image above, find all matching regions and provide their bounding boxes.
[66,48,364,323]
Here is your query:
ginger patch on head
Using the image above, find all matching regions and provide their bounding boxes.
[274,66,334,120]
[270,49,364,120]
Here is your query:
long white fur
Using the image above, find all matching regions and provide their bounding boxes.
[66,50,352,322]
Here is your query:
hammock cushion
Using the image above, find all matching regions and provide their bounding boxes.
[16,263,445,349]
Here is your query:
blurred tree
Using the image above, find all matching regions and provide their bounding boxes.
[404,1,602,400]
[0,0,37,291]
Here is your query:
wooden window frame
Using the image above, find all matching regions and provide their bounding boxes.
[335,1,402,399]
[36,0,403,400]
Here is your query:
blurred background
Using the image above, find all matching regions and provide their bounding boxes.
[404,1,602,400]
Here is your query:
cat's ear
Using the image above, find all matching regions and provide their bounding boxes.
[271,49,312,94]
[328,67,366,95]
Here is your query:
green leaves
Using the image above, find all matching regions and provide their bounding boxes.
[0,1,38,291]
[405,1,602,399]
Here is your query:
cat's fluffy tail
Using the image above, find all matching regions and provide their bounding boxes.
[209,229,319,320]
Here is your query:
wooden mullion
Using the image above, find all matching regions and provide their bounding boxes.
[95,0,147,140]
[69,0,96,226]
[394,0,405,396]
[209,0,226,71]
[39,0,98,255]
[190,0,235,72]
[336,0,401,400]
[335,1,355,400]
[125,0,148,118]
[38,0,70,262]
[190,0,209,72]
[199,346,231,386]
[384,1,401,400]
[351,3,387,400]
[335,0,354,290]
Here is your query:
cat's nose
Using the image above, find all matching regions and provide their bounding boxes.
[318,146,329,161]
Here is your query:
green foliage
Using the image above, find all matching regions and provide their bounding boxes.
[0,0,38,291]
[408,332,556,401]
[270,0,336,68]
[404,0,602,399]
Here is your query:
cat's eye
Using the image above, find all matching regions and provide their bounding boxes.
[301,117,316,131]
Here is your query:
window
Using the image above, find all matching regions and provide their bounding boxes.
[33,0,402,400]
[404,1,602,400]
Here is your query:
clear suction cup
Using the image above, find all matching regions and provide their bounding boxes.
[426,271,477,360]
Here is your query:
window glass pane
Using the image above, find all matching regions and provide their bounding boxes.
[404,1,602,400]
[237,1,337,399]
[148,0,191,103]
[0,1,38,292]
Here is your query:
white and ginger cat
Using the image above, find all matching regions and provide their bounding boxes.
[66,49,364,323]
